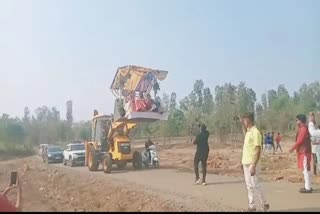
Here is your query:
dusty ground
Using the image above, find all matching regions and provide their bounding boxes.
[1,136,320,212]
[0,156,235,212]
[158,137,320,184]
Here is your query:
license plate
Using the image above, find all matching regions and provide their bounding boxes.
[55,157,61,159]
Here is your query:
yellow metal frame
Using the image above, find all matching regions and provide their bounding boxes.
[85,114,136,166]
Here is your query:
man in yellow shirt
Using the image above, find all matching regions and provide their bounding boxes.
[241,112,269,212]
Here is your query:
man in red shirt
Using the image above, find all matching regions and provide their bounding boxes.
[275,132,283,152]
[289,114,313,193]
[0,175,22,212]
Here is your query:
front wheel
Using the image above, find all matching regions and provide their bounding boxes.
[102,154,112,174]
[88,146,99,171]
[153,160,160,168]
[132,151,143,170]
[63,158,67,166]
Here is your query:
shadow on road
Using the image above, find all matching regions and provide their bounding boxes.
[311,189,320,193]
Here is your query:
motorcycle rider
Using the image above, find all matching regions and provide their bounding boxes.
[145,139,154,163]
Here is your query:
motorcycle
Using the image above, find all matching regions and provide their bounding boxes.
[142,144,159,168]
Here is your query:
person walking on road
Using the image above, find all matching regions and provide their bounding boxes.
[289,114,313,193]
[240,112,269,212]
[275,132,283,152]
[193,124,210,186]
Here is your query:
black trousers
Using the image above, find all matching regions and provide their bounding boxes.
[194,151,209,182]
[271,142,275,152]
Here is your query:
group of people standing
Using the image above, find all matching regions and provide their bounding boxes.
[262,132,283,154]
[192,111,320,212]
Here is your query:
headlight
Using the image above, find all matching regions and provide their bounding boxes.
[48,154,52,157]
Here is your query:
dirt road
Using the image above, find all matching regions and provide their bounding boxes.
[1,139,320,212]
[55,162,320,212]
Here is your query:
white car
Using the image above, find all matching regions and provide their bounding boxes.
[63,143,86,167]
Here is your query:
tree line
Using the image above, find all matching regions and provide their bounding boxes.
[134,80,320,141]
[1,81,320,153]
[0,101,91,153]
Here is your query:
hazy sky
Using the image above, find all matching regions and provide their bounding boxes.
[0,0,319,121]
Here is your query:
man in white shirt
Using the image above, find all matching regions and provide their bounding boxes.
[308,112,320,175]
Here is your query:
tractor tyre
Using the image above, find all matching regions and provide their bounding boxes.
[132,151,143,170]
[102,154,112,174]
[88,145,99,171]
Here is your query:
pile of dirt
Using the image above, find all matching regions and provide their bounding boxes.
[0,157,192,212]
[159,143,320,184]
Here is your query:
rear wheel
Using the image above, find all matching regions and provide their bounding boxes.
[153,160,160,168]
[88,146,99,171]
[102,154,112,174]
[116,161,127,170]
[132,151,142,170]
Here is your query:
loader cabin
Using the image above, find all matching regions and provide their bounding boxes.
[110,65,169,123]
[91,114,113,148]
[90,113,136,150]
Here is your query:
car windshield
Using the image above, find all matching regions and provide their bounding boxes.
[48,146,62,153]
[70,144,85,151]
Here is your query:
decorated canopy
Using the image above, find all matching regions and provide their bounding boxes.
[110,65,168,96]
